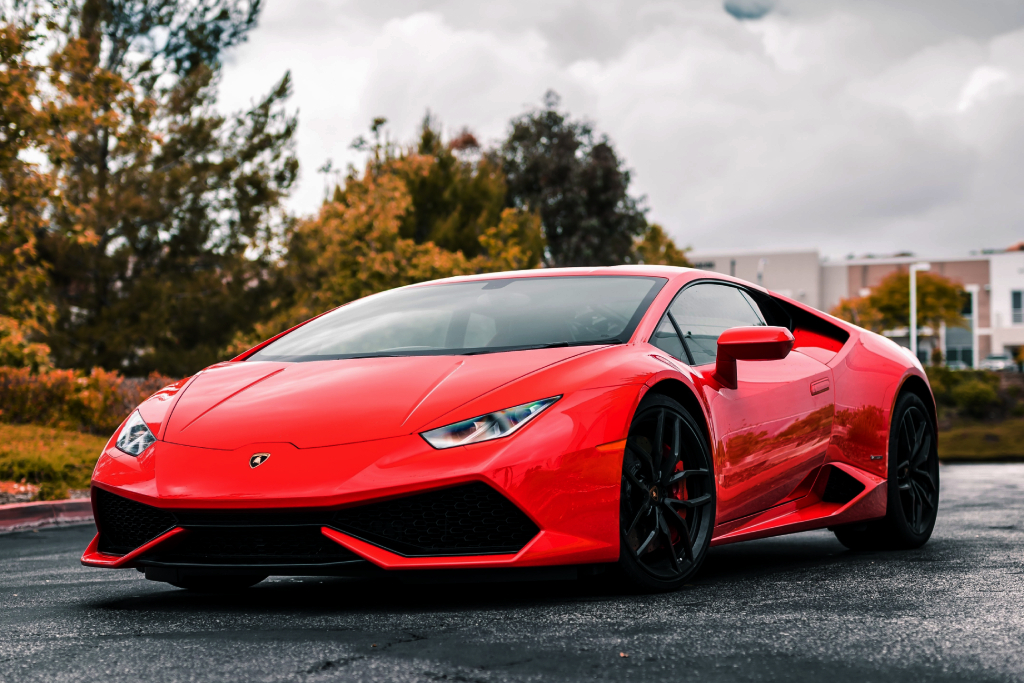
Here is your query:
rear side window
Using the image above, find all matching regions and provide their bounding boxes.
[651,283,765,365]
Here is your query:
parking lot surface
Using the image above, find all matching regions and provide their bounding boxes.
[2,464,1022,682]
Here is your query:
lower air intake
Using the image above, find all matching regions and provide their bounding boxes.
[332,482,539,557]
[148,525,358,565]
[95,487,177,555]
[822,467,866,505]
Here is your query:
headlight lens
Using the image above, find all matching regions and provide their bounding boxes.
[421,396,560,449]
[115,410,157,456]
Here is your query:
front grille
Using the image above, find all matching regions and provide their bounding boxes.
[95,488,177,555]
[332,482,539,556]
[94,482,539,562]
[147,525,358,565]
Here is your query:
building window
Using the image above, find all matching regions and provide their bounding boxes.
[961,292,972,317]
[1013,291,1023,324]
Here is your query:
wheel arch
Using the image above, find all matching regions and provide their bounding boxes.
[896,374,937,431]
[645,379,712,449]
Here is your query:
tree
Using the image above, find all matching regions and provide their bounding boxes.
[226,129,545,354]
[25,0,297,377]
[0,12,56,370]
[634,223,692,267]
[498,91,647,267]
[830,270,966,334]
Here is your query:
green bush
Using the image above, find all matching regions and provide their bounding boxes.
[925,366,1005,419]
[0,366,176,434]
[951,379,1000,419]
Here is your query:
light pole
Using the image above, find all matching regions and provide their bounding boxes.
[909,262,930,361]
[965,284,980,368]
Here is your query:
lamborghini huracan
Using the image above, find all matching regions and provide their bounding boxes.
[83,267,940,592]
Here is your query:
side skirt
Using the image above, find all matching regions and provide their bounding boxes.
[709,463,886,546]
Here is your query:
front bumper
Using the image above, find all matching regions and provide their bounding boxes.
[82,386,638,573]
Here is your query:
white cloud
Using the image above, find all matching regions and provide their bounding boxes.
[218,0,1024,257]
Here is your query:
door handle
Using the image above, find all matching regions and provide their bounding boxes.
[810,379,830,396]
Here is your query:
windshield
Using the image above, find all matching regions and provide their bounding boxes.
[249,276,665,362]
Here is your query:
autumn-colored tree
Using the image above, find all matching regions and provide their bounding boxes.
[829,295,883,331]
[227,134,545,355]
[25,0,298,377]
[346,115,544,265]
[633,223,692,267]
[0,13,56,370]
[830,270,966,334]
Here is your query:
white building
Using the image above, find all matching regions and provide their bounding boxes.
[687,246,1024,367]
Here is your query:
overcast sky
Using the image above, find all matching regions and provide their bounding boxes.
[218,0,1024,259]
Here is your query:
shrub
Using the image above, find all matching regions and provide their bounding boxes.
[0,423,109,497]
[0,366,176,435]
[951,379,999,419]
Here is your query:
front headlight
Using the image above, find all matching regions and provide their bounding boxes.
[116,410,157,456]
[421,396,560,449]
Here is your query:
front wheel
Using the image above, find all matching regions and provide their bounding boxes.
[834,392,939,550]
[617,394,716,592]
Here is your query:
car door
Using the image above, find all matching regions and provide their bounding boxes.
[651,282,834,524]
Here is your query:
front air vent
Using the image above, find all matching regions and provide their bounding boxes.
[94,483,539,562]
[332,482,540,557]
[94,488,177,555]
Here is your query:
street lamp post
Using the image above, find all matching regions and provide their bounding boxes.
[909,262,931,361]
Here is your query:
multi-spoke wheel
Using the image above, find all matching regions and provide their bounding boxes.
[618,394,715,591]
[834,392,939,550]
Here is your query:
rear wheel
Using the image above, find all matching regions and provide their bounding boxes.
[834,392,939,550]
[168,574,267,592]
[617,394,715,592]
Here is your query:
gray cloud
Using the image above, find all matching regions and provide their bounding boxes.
[219,0,1024,258]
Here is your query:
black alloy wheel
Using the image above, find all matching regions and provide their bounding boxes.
[834,392,939,550]
[894,403,939,535]
[618,394,715,591]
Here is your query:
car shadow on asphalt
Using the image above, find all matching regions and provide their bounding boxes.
[86,530,912,615]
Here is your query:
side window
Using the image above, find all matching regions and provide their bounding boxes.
[651,317,686,360]
[656,284,765,365]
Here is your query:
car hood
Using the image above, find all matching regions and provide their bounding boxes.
[161,348,597,450]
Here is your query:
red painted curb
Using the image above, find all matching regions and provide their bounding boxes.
[0,499,93,533]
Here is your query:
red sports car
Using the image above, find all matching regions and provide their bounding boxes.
[82,267,939,592]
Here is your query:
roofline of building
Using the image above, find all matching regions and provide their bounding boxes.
[824,254,993,267]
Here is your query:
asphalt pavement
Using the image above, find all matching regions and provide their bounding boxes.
[2,463,1022,683]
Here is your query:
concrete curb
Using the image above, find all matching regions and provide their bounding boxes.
[0,499,93,534]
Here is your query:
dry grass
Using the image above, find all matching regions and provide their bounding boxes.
[0,423,108,500]
[938,418,1024,461]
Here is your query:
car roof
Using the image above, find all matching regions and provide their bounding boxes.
[407,265,708,288]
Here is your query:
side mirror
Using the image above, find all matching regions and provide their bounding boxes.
[714,326,794,390]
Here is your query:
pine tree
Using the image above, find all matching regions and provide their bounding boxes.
[499,92,648,267]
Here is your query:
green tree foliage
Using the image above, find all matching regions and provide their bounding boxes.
[830,270,966,334]
[499,91,647,267]
[17,0,298,377]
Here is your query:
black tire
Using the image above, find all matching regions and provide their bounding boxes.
[617,393,716,592]
[834,392,939,551]
[169,574,267,592]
